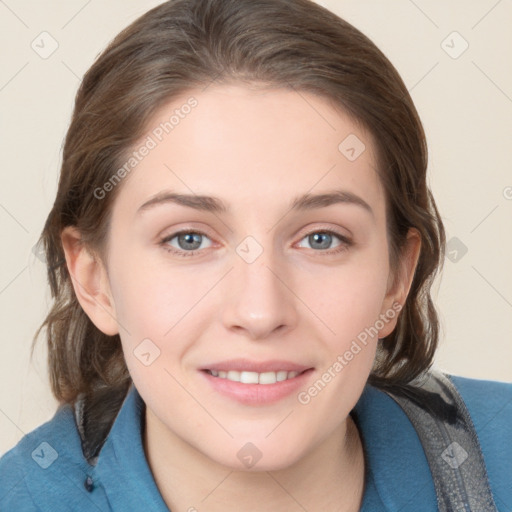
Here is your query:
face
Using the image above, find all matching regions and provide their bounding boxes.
[87,84,408,470]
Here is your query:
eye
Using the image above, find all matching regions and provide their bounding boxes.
[296,229,352,255]
[159,228,352,258]
[160,230,213,257]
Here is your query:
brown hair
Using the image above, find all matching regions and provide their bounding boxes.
[35,0,445,404]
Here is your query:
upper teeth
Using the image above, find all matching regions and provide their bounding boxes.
[208,370,300,384]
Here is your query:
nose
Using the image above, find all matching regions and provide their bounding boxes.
[221,244,298,341]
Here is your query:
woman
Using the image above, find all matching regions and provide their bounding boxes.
[1,0,510,510]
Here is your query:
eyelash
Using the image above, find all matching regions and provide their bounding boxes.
[159,228,353,258]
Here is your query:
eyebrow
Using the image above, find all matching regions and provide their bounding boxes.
[137,189,373,217]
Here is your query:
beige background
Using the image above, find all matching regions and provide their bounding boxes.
[1,0,511,456]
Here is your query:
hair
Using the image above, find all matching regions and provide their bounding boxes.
[34,0,445,405]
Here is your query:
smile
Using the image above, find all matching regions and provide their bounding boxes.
[205,369,302,384]
[201,364,314,405]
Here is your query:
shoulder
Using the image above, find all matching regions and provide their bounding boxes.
[361,372,512,428]
[448,374,512,425]
[354,372,512,511]
[0,403,99,511]
[449,374,512,509]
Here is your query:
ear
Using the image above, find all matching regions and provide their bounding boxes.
[61,226,119,336]
[378,228,421,338]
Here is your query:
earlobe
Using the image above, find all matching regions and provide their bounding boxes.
[61,226,120,336]
[378,228,422,338]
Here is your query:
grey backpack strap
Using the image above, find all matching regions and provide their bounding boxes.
[383,370,498,512]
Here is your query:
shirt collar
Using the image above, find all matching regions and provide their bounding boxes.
[92,383,169,510]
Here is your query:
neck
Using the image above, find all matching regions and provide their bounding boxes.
[143,409,365,512]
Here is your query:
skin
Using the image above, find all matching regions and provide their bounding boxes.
[62,83,421,511]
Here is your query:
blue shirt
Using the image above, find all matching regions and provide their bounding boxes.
[1,375,511,511]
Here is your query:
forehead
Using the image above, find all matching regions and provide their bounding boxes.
[112,83,384,219]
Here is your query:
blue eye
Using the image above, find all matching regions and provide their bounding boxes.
[296,230,352,255]
[160,230,212,257]
[160,228,352,258]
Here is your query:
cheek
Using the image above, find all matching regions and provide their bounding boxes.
[108,240,199,330]
[107,247,227,383]
[304,251,390,346]
[294,257,389,425]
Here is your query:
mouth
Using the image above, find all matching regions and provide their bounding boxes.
[199,360,314,405]
[203,369,307,384]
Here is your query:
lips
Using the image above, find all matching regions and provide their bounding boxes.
[200,359,314,404]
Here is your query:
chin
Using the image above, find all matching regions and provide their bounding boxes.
[200,436,308,473]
